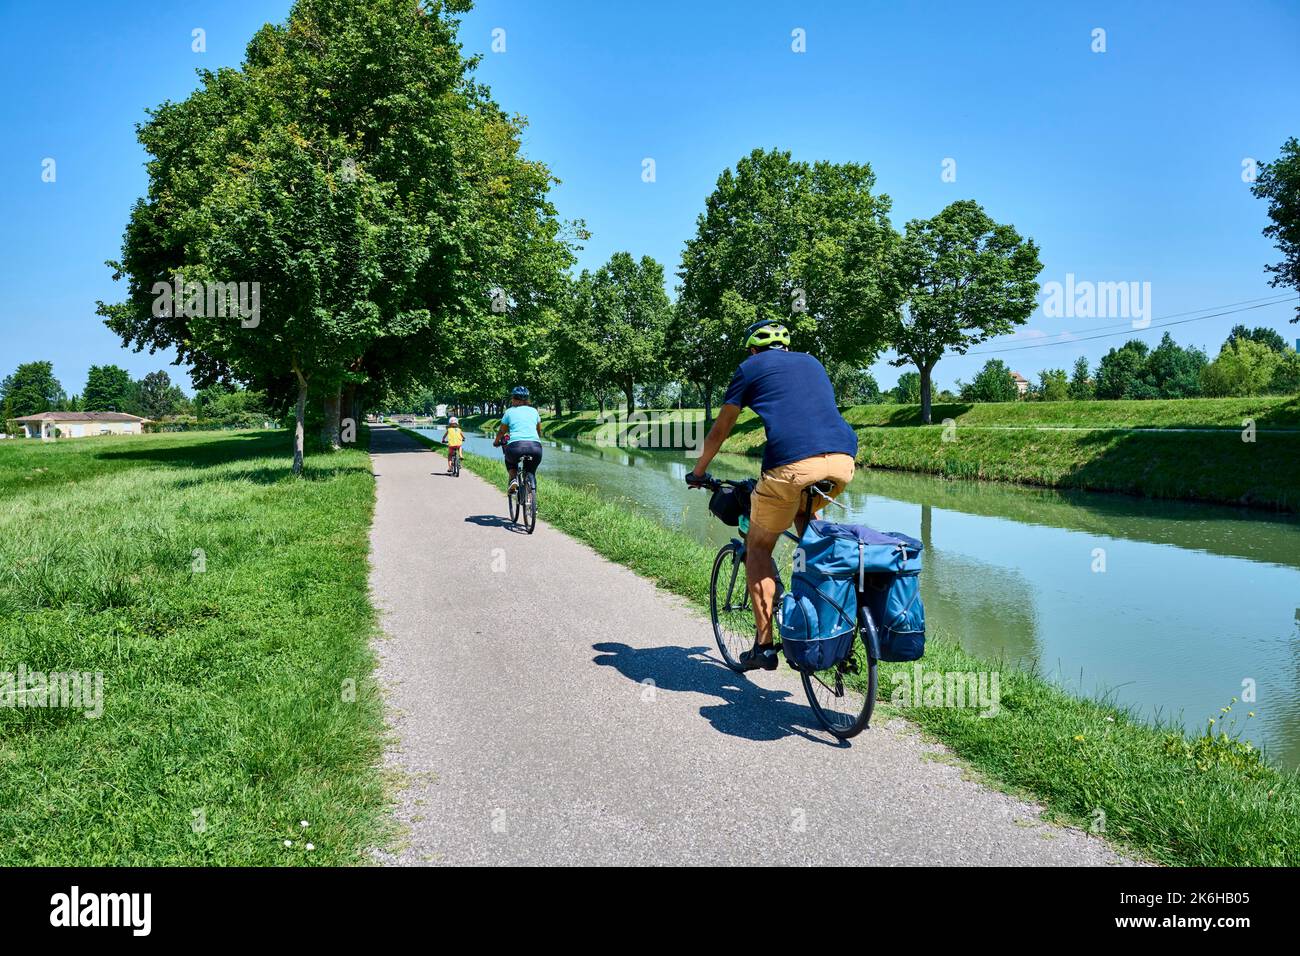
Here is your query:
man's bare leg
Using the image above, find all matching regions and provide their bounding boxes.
[745,523,782,645]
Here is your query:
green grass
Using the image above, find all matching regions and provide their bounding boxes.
[0,431,388,865]
[402,424,1300,866]
[457,397,1300,510]
[841,396,1300,429]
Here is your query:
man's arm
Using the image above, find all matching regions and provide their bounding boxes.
[689,403,741,479]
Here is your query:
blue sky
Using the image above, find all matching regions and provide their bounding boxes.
[2,0,1297,396]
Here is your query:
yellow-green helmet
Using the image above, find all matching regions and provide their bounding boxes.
[744,319,791,350]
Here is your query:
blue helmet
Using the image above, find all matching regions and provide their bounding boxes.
[511,386,530,399]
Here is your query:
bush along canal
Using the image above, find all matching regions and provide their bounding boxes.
[401,423,1300,866]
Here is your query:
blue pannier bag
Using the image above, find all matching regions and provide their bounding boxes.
[780,520,925,667]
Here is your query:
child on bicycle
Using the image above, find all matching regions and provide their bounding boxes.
[442,417,464,474]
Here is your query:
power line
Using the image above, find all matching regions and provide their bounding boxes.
[967,294,1299,355]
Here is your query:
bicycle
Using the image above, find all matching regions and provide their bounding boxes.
[693,475,878,740]
[507,455,537,534]
[447,446,462,477]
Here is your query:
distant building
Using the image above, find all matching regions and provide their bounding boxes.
[1010,371,1030,396]
[10,411,150,439]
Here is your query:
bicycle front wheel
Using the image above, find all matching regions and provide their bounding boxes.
[708,542,753,671]
[801,630,876,740]
[508,480,520,523]
[522,474,537,534]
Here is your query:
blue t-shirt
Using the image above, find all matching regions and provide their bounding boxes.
[722,350,858,471]
[500,404,541,444]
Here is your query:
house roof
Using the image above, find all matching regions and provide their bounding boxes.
[1009,371,1029,382]
[11,411,149,423]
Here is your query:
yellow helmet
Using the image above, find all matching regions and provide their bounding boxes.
[744,320,792,350]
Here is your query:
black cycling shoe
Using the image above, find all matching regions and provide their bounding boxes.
[738,641,780,672]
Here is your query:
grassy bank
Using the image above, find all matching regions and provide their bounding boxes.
[456,397,1300,510]
[402,424,1300,866]
[0,431,387,865]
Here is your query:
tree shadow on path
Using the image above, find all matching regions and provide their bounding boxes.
[592,641,844,747]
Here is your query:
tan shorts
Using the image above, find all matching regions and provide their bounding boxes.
[750,453,856,534]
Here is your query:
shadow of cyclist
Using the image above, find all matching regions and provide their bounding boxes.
[591,641,844,747]
[464,514,531,534]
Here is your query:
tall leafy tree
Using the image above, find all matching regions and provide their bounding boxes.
[889,200,1043,423]
[678,148,901,379]
[1037,368,1069,402]
[892,371,921,404]
[99,0,573,473]
[1,361,65,420]
[586,252,673,412]
[1201,338,1283,396]
[1251,136,1300,322]
[82,365,134,412]
[960,359,1020,403]
[1140,332,1207,398]
[1068,356,1093,399]
[1094,340,1155,399]
[1225,324,1288,353]
[134,370,188,419]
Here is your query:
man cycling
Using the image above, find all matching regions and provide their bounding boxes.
[494,386,543,492]
[687,319,858,671]
[442,416,464,474]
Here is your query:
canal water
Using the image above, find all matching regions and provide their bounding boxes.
[421,426,1300,768]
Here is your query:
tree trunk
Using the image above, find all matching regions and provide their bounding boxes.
[703,383,714,430]
[293,376,308,476]
[920,363,934,425]
[322,387,341,450]
[340,383,357,443]
[624,381,634,414]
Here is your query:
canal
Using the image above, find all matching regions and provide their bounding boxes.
[421,426,1300,768]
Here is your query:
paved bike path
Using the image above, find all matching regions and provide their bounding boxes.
[366,424,1134,866]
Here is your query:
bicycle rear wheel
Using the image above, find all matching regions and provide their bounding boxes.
[452,451,461,477]
[801,629,876,740]
[522,473,537,534]
[708,542,753,671]
[508,480,520,523]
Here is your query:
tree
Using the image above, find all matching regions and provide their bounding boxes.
[1094,340,1155,399]
[82,365,134,412]
[892,371,922,404]
[99,0,573,474]
[1201,338,1283,396]
[826,362,881,405]
[1,361,65,421]
[1038,368,1069,402]
[1140,332,1207,398]
[1068,356,1093,399]
[677,148,901,386]
[1270,349,1300,394]
[961,359,1020,403]
[1250,136,1300,322]
[1225,324,1288,353]
[134,370,187,419]
[889,200,1043,423]
[586,252,673,413]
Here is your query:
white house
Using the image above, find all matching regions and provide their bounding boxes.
[10,411,150,439]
